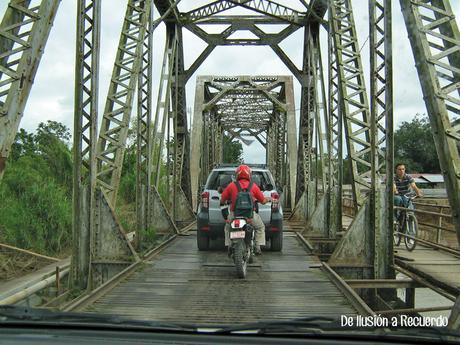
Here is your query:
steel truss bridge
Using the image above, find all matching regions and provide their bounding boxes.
[1,0,460,324]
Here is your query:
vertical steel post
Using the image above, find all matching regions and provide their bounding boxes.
[327,7,342,238]
[72,0,100,290]
[295,23,317,210]
[136,4,153,250]
[170,24,194,225]
[370,0,394,282]
[190,76,205,210]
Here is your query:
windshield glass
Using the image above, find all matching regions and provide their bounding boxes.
[206,170,272,191]
[1,0,460,343]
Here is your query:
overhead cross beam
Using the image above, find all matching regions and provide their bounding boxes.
[226,0,305,25]
[181,0,241,23]
[182,0,305,25]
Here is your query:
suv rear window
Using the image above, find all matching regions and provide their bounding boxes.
[206,170,274,191]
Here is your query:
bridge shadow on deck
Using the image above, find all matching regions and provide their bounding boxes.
[83,233,357,324]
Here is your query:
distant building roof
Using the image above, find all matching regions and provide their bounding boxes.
[419,174,444,183]
[378,173,444,184]
[413,177,427,184]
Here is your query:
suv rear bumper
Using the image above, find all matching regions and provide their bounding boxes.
[197,212,225,239]
[197,211,283,239]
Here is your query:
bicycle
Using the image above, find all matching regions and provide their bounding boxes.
[393,192,418,251]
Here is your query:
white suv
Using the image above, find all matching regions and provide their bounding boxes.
[197,164,283,251]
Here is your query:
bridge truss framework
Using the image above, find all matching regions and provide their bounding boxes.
[0,0,459,310]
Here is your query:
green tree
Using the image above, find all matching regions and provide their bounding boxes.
[394,114,440,173]
[223,134,243,164]
[0,122,73,254]
[10,129,36,161]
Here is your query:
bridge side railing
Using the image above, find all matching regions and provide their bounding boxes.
[342,189,458,249]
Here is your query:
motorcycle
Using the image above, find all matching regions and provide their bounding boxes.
[221,203,255,279]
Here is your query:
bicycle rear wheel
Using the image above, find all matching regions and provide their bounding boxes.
[404,214,418,251]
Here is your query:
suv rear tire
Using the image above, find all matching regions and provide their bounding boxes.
[270,232,283,251]
[197,231,210,250]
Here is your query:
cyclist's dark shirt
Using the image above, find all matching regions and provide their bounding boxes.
[394,173,414,195]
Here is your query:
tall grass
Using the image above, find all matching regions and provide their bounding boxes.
[0,156,72,255]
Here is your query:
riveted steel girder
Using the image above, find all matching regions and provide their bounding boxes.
[90,188,139,289]
[148,24,193,227]
[370,0,393,281]
[71,0,100,291]
[329,0,393,284]
[326,9,342,238]
[0,0,60,180]
[400,0,460,241]
[330,0,371,209]
[314,39,327,195]
[182,0,305,25]
[96,0,150,206]
[135,3,153,250]
[169,24,195,224]
[295,23,318,209]
[152,28,177,190]
[181,0,240,23]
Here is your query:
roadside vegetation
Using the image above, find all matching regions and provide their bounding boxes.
[0,122,243,256]
[0,121,72,256]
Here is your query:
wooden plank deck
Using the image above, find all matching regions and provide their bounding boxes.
[81,231,358,324]
[395,244,460,296]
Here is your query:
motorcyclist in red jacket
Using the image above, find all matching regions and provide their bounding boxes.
[220,164,271,255]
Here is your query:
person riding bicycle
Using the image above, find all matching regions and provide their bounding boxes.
[220,164,271,255]
[393,163,423,221]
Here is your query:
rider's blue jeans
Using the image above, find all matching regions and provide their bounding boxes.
[394,195,409,221]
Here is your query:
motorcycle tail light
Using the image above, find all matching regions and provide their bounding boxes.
[271,192,279,212]
[202,191,210,210]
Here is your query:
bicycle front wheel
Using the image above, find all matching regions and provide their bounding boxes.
[404,214,418,251]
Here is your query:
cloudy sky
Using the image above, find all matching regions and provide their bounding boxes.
[1,0,459,164]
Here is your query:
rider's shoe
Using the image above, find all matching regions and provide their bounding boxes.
[254,245,262,255]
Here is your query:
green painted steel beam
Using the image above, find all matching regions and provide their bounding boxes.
[400,0,460,241]
[0,0,60,181]
[330,0,372,209]
[72,0,100,291]
[96,0,150,206]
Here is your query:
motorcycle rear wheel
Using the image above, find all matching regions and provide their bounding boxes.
[234,240,247,278]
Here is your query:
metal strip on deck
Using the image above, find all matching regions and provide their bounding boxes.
[80,232,357,324]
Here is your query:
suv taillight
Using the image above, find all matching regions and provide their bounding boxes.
[271,192,279,212]
[201,191,210,210]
